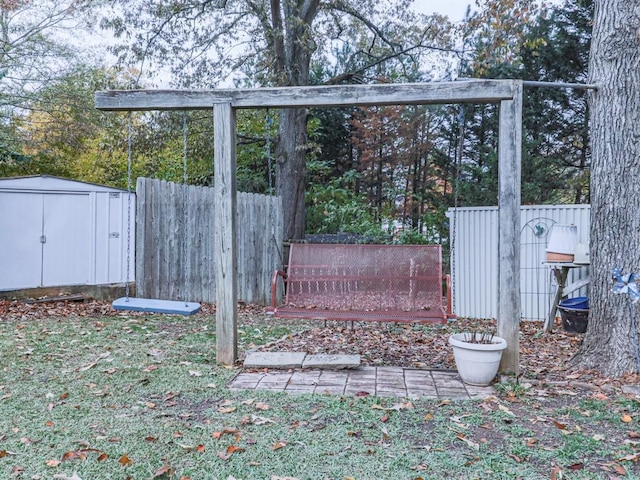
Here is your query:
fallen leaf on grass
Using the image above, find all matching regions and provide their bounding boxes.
[272,441,287,450]
[218,406,236,413]
[613,463,627,475]
[250,414,275,425]
[217,445,245,460]
[618,452,640,462]
[456,433,479,451]
[552,420,567,430]
[153,465,174,478]
[498,404,516,417]
[622,414,633,423]
[46,459,62,467]
[255,402,270,411]
[97,453,108,462]
[189,370,202,377]
[212,427,240,440]
[61,450,88,462]
[119,454,133,466]
[77,353,111,372]
[165,391,180,401]
[556,389,578,396]
[371,401,413,412]
[271,477,299,480]
[625,439,640,448]
[52,473,82,480]
[567,462,584,470]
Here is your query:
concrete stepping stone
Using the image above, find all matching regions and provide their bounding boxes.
[302,354,360,370]
[244,351,306,369]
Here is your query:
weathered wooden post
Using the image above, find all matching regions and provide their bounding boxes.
[497,80,523,375]
[213,102,238,365]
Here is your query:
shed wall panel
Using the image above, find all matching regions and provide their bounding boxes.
[41,193,92,286]
[0,192,43,290]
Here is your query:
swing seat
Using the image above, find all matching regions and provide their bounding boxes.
[112,297,201,315]
[269,244,453,323]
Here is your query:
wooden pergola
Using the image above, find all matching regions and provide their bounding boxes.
[95,79,523,374]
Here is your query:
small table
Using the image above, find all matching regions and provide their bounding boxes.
[544,262,590,332]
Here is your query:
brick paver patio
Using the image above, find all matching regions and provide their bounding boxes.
[228,366,495,400]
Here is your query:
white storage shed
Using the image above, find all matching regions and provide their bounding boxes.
[0,175,134,291]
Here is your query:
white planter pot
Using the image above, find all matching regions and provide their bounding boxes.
[448,333,508,386]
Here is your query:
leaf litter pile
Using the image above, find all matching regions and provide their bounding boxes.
[2,298,640,479]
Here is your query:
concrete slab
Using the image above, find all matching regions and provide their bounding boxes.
[243,351,306,369]
[302,354,360,369]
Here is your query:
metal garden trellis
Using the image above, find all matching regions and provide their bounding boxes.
[94,80,523,371]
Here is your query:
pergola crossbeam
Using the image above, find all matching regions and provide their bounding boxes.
[95,80,518,111]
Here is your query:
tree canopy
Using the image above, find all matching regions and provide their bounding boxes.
[2,0,592,240]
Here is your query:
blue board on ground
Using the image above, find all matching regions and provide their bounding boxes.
[112,297,201,315]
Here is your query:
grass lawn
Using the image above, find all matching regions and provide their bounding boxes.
[1,304,640,479]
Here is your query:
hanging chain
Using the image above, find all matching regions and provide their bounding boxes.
[182,113,190,306]
[125,112,133,301]
[451,107,465,315]
[265,112,274,194]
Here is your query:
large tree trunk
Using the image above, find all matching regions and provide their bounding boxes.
[276,107,307,240]
[269,0,318,240]
[573,0,640,376]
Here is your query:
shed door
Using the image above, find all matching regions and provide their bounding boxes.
[41,193,91,286]
[0,192,43,290]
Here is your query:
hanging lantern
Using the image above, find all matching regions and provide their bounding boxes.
[546,224,578,262]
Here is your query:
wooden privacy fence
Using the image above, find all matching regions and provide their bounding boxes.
[135,177,283,304]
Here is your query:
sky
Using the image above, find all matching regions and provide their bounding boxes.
[416,0,475,22]
[417,0,565,22]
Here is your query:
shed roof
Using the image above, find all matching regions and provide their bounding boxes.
[0,175,127,193]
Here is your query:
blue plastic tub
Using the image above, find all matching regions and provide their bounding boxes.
[559,296,589,310]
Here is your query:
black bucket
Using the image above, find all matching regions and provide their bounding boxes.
[558,306,589,333]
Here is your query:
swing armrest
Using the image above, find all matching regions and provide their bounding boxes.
[445,274,456,319]
[269,270,288,310]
